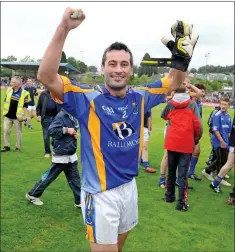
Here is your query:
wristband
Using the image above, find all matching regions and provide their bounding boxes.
[63,127,68,134]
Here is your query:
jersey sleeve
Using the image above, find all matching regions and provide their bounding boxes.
[134,77,170,111]
[212,114,220,132]
[50,75,96,119]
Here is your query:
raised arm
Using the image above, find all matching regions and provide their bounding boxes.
[135,21,199,111]
[167,68,185,92]
[37,7,86,101]
[185,83,203,99]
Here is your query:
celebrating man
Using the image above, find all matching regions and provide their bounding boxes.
[37,7,198,252]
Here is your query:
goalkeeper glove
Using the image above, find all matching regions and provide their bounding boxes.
[161,20,199,72]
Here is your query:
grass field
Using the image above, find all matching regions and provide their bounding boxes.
[1,89,234,252]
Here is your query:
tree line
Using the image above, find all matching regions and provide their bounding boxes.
[1,53,234,91]
[1,52,97,74]
[190,65,234,74]
[1,52,234,75]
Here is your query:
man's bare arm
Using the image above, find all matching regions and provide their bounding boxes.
[37,7,86,102]
[167,68,186,92]
[188,84,203,99]
[37,26,68,101]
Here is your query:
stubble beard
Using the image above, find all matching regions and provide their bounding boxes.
[105,76,128,91]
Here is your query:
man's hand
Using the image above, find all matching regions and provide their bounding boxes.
[73,132,80,139]
[220,141,227,149]
[60,7,86,31]
[37,7,86,101]
[67,128,79,139]
[67,127,77,136]
[184,82,191,90]
[37,116,41,121]
[161,21,199,72]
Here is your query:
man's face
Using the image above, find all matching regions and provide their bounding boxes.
[220,101,229,112]
[201,88,206,97]
[27,79,33,86]
[102,50,133,91]
[10,78,20,89]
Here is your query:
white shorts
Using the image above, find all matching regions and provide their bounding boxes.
[143,127,149,142]
[229,146,235,153]
[27,105,36,111]
[81,178,138,244]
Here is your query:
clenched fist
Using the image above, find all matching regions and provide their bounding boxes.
[59,7,86,31]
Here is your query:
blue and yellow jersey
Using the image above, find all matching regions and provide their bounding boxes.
[52,75,170,194]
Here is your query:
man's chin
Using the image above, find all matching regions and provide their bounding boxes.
[106,82,127,91]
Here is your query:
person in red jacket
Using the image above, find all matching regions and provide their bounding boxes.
[161,84,202,211]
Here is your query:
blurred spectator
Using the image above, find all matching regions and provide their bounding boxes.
[36,89,60,157]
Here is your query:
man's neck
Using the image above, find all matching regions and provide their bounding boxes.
[105,85,127,98]
[13,86,20,92]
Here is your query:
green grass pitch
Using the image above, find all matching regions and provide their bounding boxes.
[1,89,234,252]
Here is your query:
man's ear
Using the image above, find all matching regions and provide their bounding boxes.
[101,65,104,75]
[130,67,133,77]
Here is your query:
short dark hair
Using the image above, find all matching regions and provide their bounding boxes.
[220,97,230,103]
[195,84,206,90]
[101,42,133,67]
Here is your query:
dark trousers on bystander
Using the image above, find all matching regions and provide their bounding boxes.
[165,150,191,207]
